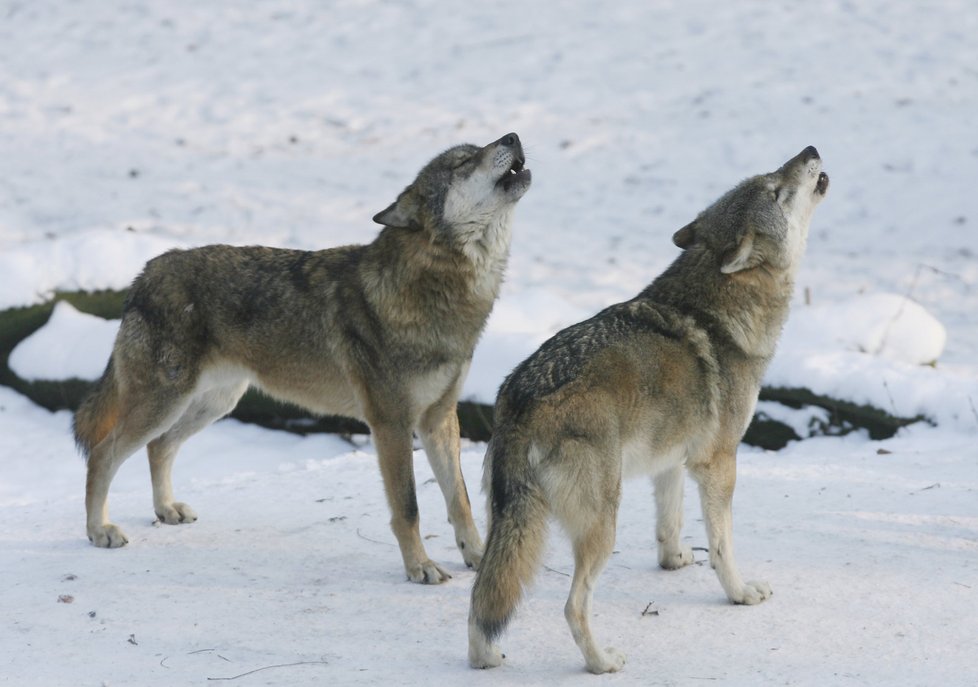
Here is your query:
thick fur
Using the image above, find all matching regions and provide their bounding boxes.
[469,147,829,672]
[75,133,532,584]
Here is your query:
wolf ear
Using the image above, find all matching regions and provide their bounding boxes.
[372,188,422,230]
[720,229,764,274]
[672,221,697,249]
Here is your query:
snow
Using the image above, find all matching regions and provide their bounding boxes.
[766,292,977,430]
[1,1,977,685]
[9,301,118,381]
[785,293,947,366]
[2,387,976,686]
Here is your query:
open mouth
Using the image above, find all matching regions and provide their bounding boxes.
[498,156,531,191]
[815,171,829,195]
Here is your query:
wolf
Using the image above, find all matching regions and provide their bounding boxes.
[74,133,532,584]
[469,147,829,672]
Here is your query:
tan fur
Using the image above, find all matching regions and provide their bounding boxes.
[73,361,121,455]
[74,134,532,584]
[469,147,829,673]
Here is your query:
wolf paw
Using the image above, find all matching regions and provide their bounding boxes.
[585,646,626,674]
[406,559,452,584]
[736,580,773,605]
[461,543,483,571]
[154,502,198,525]
[658,544,695,570]
[88,523,129,548]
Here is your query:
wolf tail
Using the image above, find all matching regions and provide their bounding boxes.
[73,357,121,458]
[469,425,549,648]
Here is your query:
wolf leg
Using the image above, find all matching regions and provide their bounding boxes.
[148,383,248,525]
[691,455,771,604]
[372,422,451,584]
[86,433,143,548]
[548,439,626,673]
[86,396,191,547]
[564,515,625,674]
[418,402,484,569]
[654,464,694,569]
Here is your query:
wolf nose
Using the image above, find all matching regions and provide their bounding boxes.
[499,133,521,148]
[802,145,820,161]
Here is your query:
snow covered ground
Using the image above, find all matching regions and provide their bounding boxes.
[1,1,976,684]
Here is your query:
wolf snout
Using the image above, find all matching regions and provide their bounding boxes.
[802,146,829,195]
[497,132,525,167]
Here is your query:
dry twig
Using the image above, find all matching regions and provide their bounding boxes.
[207,660,329,681]
[356,528,394,547]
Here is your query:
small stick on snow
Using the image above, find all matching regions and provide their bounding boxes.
[207,661,329,681]
[356,528,394,547]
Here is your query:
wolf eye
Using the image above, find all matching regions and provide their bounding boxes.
[772,186,782,201]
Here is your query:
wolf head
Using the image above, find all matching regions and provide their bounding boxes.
[672,146,829,275]
[373,133,532,260]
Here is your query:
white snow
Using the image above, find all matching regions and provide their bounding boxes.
[9,301,118,381]
[785,293,947,366]
[1,1,977,685]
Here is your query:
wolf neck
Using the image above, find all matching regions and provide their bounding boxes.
[454,206,515,300]
[365,219,511,337]
[648,251,796,361]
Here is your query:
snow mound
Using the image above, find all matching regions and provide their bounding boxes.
[784,292,946,366]
[0,230,184,310]
[767,293,977,430]
[9,301,118,381]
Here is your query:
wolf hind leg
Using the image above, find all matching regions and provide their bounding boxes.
[563,511,625,674]
[148,382,249,525]
[546,438,626,674]
[418,400,483,570]
[654,464,694,570]
[690,454,771,604]
[86,394,193,548]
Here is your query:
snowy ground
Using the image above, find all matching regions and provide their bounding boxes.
[1,1,977,685]
[3,387,976,686]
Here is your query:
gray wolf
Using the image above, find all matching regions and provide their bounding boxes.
[74,133,532,584]
[468,147,829,672]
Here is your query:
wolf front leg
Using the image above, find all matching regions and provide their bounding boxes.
[371,422,452,584]
[690,453,771,604]
[418,398,484,570]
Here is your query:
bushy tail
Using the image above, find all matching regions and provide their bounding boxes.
[470,427,549,642]
[73,358,120,458]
